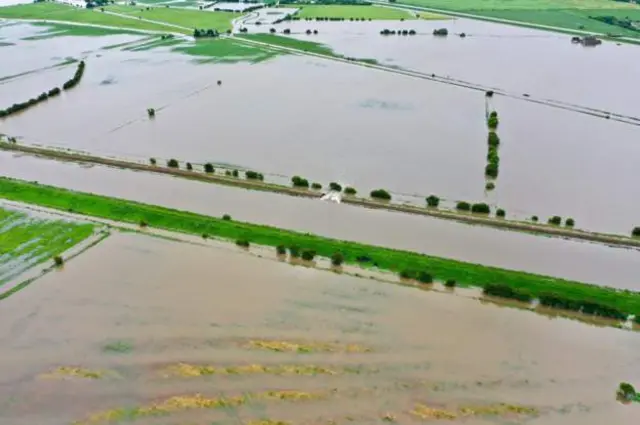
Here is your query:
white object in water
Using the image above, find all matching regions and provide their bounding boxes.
[621,314,635,330]
[320,191,342,204]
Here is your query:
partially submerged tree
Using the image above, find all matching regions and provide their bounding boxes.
[456,201,471,211]
[331,252,344,267]
[548,216,562,225]
[426,195,440,207]
[344,187,357,195]
[167,158,179,168]
[370,189,391,201]
[204,163,214,173]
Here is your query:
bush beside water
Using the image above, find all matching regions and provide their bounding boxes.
[370,189,391,200]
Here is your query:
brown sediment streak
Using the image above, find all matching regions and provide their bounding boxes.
[1,141,638,249]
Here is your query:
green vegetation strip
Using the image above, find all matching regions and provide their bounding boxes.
[0,177,638,319]
[293,4,415,20]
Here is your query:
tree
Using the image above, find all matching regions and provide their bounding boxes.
[311,182,322,190]
[485,181,495,190]
[246,170,263,180]
[186,162,193,171]
[149,158,157,165]
[167,159,179,168]
[487,132,500,147]
[485,162,498,178]
[399,269,414,279]
[344,187,357,195]
[531,215,539,222]
[204,163,214,173]
[496,208,506,218]
[270,28,276,33]
[370,189,391,200]
[426,195,440,207]
[289,245,300,258]
[283,28,291,34]
[417,271,433,284]
[633,227,640,237]
[276,244,287,255]
[331,252,344,266]
[471,203,490,214]
[147,108,155,117]
[445,279,456,288]
[548,216,562,225]
[291,176,310,188]
[329,182,342,192]
[139,219,148,227]
[617,383,636,401]
[456,201,471,211]
[53,255,64,267]
[222,214,232,221]
[301,249,316,261]
[306,29,311,35]
[565,218,575,227]
[232,169,239,178]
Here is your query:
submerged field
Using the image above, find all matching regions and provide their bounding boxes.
[0,231,637,424]
[0,206,94,288]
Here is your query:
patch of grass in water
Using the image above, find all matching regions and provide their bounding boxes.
[40,366,113,380]
[158,362,349,377]
[103,340,133,353]
[172,38,282,64]
[74,391,326,424]
[411,402,538,420]
[245,339,372,353]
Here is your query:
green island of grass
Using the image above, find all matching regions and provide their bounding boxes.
[293,4,416,20]
[0,3,190,34]
[0,207,94,288]
[0,177,638,324]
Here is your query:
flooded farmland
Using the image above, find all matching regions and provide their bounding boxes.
[2,151,640,291]
[1,21,639,234]
[0,231,638,425]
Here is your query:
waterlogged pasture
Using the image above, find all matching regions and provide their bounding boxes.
[0,232,637,425]
[0,207,93,287]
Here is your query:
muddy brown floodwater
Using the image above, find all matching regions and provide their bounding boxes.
[2,151,640,291]
[1,23,639,234]
[0,232,638,425]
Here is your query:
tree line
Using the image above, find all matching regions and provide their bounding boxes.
[0,60,85,119]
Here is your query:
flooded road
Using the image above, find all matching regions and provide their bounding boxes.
[1,151,640,291]
[0,232,638,424]
[1,22,639,234]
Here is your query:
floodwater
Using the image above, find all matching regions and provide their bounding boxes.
[1,22,640,234]
[2,151,640,291]
[0,232,638,425]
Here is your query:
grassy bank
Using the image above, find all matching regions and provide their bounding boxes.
[0,177,638,320]
[0,3,184,34]
[293,5,415,20]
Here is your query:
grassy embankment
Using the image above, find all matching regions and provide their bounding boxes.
[0,177,638,321]
[292,4,418,20]
[0,3,185,33]
[0,207,94,287]
[396,0,640,39]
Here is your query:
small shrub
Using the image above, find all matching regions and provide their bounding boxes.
[204,163,214,173]
[565,218,575,227]
[53,255,64,266]
[301,249,316,261]
[331,252,344,266]
[496,208,506,218]
[167,158,179,168]
[139,219,148,227]
[417,271,433,284]
[186,162,193,171]
[232,169,239,178]
[149,157,157,165]
[617,382,637,400]
[245,170,263,180]
[456,201,471,211]
[445,279,457,288]
[292,176,310,188]
[471,203,490,214]
[487,132,500,147]
[344,187,357,195]
[426,195,440,207]
[235,239,250,248]
[399,269,415,279]
[222,214,232,221]
[370,189,391,200]
[483,283,532,303]
[485,181,495,190]
[276,244,287,255]
[289,245,300,258]
[202,233,208,239]
[311,182,322,190]
[632,227,640,237]
[329,182,342,192]
[548,216,562,225]
[531,215,539,222]
[485,162,499,178]
[225,170,232,176]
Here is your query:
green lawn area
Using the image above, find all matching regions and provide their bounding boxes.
[104,5,236,31]
[0,207,94,288]
[0,177,638,322]
[174,38,281,63]
[294,4,415,20]
[0,3,185,34]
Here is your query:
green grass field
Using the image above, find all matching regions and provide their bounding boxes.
[395,0,640,38]
[0,3,184,33]
[0,207,94,287]
[294,5,415,20]
[104,5,235,31]
[0,177,638,320]
[173,38,282,63]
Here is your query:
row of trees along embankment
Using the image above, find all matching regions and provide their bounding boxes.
[0,60,86,119]
[0,177,638,327]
